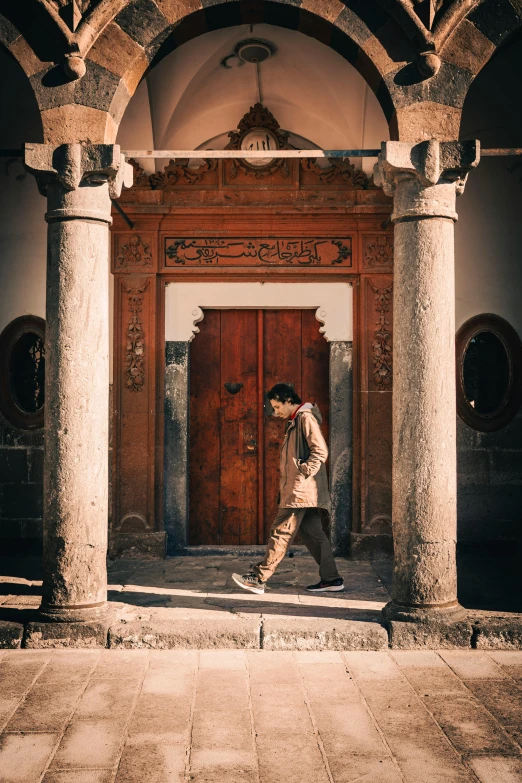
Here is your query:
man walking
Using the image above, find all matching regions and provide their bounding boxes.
[232,383,344,595]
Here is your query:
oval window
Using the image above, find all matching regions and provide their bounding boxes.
[456,314,522,432]
[0,316,46,430]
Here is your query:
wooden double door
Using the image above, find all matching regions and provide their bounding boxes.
[189,309,330,545]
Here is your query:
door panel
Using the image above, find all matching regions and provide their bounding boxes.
[263,310,303,538]
[263,310,330,539]
[189,308,329,545]
[219,310,258,544]
[188,310,222,545]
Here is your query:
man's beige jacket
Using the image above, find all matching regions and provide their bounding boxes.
[278,403,331,510]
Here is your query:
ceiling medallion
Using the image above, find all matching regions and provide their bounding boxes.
[225,103,292,179]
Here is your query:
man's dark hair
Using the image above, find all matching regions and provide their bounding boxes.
[266,383,302,404]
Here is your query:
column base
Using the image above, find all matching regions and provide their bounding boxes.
[382,600,473,649]
[382,599,466,623]
[37,601,109,624]
[25,602,116,648]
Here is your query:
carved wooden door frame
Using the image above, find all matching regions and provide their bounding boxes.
[110,152,394,559]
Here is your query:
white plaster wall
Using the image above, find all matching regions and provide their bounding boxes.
[0,48,116,379]
[0,161,46,332]
[0,49,46,334]
[165,282,353,342]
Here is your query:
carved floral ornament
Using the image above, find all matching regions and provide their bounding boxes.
[116,235,152,268]
[127,153,371,189]
[371,283,393,390]
[300,157,370,188]
[364,235,394,269]
[124,280,147,392]
[122,103,372,190]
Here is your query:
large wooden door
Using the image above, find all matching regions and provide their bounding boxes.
[189,309,330,545]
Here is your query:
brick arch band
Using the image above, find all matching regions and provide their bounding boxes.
[0,0,521,145]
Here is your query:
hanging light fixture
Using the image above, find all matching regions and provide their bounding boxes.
[221,39,274,69]
[220,37,277,167]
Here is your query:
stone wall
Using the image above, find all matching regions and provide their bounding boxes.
[457,411,522,553]
[0,412,44,554]
[0,384,115,555]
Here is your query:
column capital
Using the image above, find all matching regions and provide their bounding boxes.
[24,143,133,223]
[374,140,480,222]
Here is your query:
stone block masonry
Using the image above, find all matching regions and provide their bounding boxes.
[457,411,522,551]
[0,385,115,556]
[0,413,44,554]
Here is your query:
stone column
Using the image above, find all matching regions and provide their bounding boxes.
[374,140,479,620]
[25,143,132,622]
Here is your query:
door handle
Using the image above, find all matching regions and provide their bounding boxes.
[246,439,257,452]
[224,382,243,394]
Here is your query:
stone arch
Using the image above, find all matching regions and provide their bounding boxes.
[1,0,522,145]
[93,0,407,145]
[5,0,412,144]
[387,0,522,140]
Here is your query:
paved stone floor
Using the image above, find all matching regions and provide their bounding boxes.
[1,647,522,782]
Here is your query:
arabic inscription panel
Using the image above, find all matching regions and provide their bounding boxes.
[163,237,352,267]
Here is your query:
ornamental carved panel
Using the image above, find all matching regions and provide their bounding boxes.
[225,103,292,179]
[363,235,394,270]
[300,158,371,189]
[150,158,218,188]
[113,274,158,541]
[115,234,153,269]
[123,158,218,193]
[123,281,148,392]
[164,238,352,267]
[370,282,393,390]
[357,276,393,538]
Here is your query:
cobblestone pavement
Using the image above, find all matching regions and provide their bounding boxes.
[1,648,522,782]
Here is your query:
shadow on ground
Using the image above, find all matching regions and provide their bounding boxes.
[1,553,521,619]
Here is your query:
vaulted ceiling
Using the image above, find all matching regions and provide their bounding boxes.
[116,24,389,174]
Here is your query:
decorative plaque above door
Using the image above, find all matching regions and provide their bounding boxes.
[164,238,352,266]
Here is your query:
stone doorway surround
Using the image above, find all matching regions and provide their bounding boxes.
[164,281,353,555]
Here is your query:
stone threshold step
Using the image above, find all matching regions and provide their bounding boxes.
[168,545,313,557]
[2,610,522,651]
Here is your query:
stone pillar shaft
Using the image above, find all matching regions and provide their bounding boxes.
[375,140,479,617]
[25,144,131,622]
[393,215,457,608]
